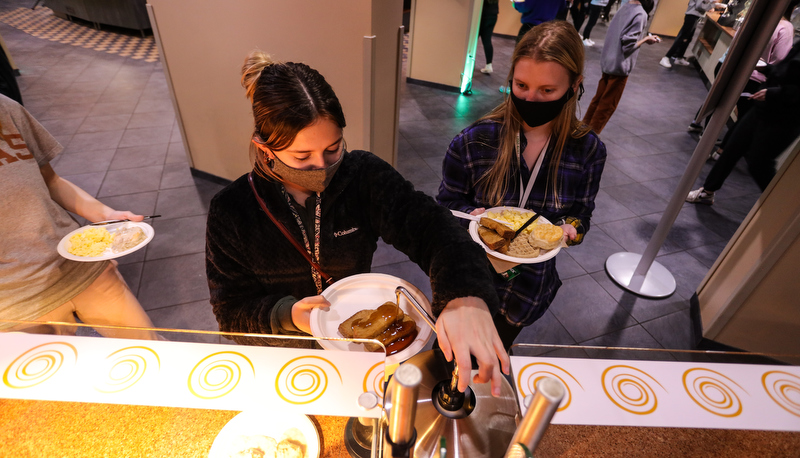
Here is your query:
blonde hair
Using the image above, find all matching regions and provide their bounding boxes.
[241,50,346,180]
[478,21,590,207]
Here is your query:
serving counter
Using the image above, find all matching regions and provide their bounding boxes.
[693,11,736,84]
[2,322,799,457]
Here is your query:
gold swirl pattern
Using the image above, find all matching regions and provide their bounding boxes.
[602,365,664,415]
[762,371,800,418]
[682,368,746,417]
[362,362,386,398]
[188,351,254,400]
[276,356,342,405]
[517,362,583,411]
[3,342,77,389]
[95,346,160,393]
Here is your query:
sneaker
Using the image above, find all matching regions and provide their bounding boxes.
[686,187,715,205]
[659,57,672,68]
[687,122,703,133]
[480,63,493,74]
[583,38,595,47]
[710,149,721,161]
[673,57,691,66]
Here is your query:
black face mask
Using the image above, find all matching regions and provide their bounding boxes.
[509,85,575,128]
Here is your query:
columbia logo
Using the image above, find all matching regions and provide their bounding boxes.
[334,227,358,237]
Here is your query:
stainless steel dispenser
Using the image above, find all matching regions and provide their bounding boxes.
[393,287,520,458]
[503,376,565,457]
[383,363,423,457]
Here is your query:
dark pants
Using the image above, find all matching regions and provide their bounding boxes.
[571,1,589,32]
[479,11,499,64]
[602,0,619,19]
[493,312,524,351]
[718,78,762,149]
[0,48,22,106]
[584,73,628,134]
[583,4,603,40]
[665,14,700,59]
[517,22,535,44]
[704,109,800,192]
[556,1,569,20]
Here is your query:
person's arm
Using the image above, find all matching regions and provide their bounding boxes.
[435,297,509,396]
[755,51,800,109]
[358,152,509,395]
[619,15,648,55]
[553,136,607,244]
[513,0,535,14]
[39,163,143,223]
[635,34,661,49]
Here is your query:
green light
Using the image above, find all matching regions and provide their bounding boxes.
[461,3,482,94]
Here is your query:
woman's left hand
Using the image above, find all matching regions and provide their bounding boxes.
[291,295,331,334]
[561,223,578,242]
[103,210,144,223]
[749,89,767,101]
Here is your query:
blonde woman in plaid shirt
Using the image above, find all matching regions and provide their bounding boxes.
[438,22,607,349]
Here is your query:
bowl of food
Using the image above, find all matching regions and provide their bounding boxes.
[208,410,320,458]
[468,207,563,264]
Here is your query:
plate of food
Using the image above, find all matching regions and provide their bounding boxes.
[56,221,154,262]
[208,410,320,458]
[310,273,433,366]
[468,206,563,264]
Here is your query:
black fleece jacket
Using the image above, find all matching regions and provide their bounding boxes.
[206,150,499,346]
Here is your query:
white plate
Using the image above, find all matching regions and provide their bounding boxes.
[57,222,154,262]
[311,273,434,366]
[468,206,561,264]
[208,410,320,458]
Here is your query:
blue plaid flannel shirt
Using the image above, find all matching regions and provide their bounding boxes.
[437,119,607,326]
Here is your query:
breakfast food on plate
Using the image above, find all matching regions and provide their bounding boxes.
[67,227,114,257]
[528,221,564,250]
[227,434,277,458]
[224,427,308,458]
[111,225,146,253]
[277,428,307,458]
[504,234,540,258]
[338,301,419,355]
[478,226,508,251]
[477,209,563,259]
[338,301,404,339]
[479,217,515,240]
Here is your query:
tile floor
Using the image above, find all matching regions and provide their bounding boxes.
[1,7,763,350]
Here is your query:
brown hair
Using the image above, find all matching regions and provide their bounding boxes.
[241,50,346,179]
[478,21,590,207]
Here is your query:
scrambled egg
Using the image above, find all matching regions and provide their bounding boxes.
[67,227,114,257]
[486,209,537,235]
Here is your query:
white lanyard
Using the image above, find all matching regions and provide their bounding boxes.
[515,131,549,208]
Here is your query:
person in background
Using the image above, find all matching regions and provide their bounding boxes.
[437,22,606,349]
[0,94,156,339]
[0,49,22,106]
[686,41,800,204]
[206,51,509,396]
[513,0,564,43]
[580,0,609,47]
[600,0,620,23]
[688,1,797,135]
[570,0,591,33]
[583,0,660,134]
[479,0,500,74]
[659,0,722,68]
